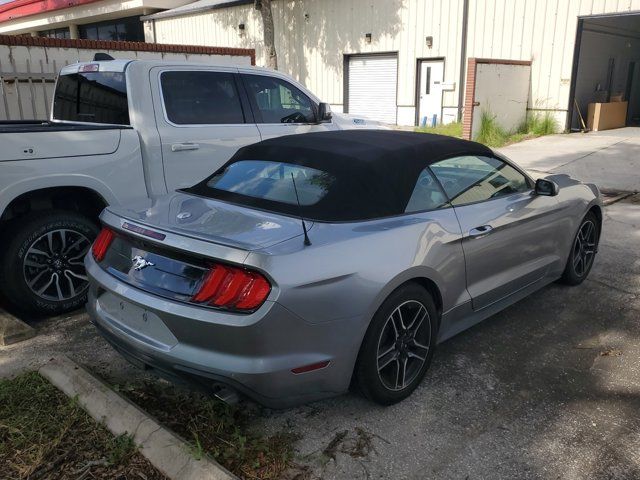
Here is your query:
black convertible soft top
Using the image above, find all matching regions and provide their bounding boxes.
[186,130,493,221]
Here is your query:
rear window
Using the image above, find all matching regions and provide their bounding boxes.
[207,161,335,206]
[186,159,398,221]
[53,72,129,125]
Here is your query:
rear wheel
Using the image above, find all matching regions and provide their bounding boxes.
[0,211,98,316]
[355,283,438,405]
[560,212,599,286]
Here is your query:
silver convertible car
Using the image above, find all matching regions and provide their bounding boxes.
[85,130,602,407]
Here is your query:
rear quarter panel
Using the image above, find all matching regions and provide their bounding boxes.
[0,129,146,218]
[245,209,469,326]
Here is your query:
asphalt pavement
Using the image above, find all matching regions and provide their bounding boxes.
[1,130,639,479]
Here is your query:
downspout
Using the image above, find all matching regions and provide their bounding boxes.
[457,0,469,122]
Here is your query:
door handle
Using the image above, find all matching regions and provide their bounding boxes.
[469,225,493,238]
[171,142,200,152]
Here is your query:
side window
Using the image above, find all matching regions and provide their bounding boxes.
[405,168,449,213]
[161,71,245,125]
[430,155,531,206]
[243,75,316,124]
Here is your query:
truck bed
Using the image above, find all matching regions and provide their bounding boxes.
[0,122,130,161]
[0,120,132,134]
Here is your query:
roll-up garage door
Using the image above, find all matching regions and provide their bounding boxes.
[347,54,398,124]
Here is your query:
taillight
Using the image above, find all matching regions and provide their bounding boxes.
[92,227,114,262]
[191,264,271,311]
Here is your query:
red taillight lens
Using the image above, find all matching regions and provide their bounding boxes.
[191,266,229,303]
[234,274,271,310]
[92,227,114,262]
[191,264,271,311]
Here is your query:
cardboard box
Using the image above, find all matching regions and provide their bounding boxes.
[587,101,628,131]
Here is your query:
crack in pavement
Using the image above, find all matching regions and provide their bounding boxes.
[138,424,163,446]
[586,278,639,297]
[550,137,633,170]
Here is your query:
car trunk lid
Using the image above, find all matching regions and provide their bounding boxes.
[95,193,307,307]
[106,191,311,251]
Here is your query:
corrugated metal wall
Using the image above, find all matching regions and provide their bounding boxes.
[151,0,640,126]
[152,0,465,124]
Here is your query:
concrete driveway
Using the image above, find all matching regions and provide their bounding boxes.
[498,127,640,192]
[1,133,639,479]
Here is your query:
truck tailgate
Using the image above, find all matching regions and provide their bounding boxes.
[0,128,122,162]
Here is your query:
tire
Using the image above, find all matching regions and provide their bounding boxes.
[560,211,599,286]
[355,283,438,405]
[0,210,99,316]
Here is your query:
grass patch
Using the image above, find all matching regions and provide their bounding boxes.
[414,112,557,148]
[0,371,164,479]
[115,380,302,480]
[523,111,558,136]
[475,110,509,147]
[415,121,462,138]
[474,110,559,147]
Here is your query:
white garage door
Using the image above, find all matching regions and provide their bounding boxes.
[348,55,398,124]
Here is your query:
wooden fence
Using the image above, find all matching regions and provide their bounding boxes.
[0,35,255,121]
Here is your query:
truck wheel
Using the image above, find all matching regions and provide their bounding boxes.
[0,211,99,316]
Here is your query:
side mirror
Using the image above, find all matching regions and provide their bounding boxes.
[535,178,559,196]
[318,102,332,123]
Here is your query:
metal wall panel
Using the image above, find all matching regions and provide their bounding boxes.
[152,0,640,126]
[153,0,465,123]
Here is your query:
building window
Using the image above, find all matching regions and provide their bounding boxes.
[78,16,144,42]
[39,28,71,39]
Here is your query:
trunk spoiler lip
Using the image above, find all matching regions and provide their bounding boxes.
[100,208,252,267]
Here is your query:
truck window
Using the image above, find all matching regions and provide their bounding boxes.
[243,75,316,124]
[53,72,129,125]
[160,71,245,125]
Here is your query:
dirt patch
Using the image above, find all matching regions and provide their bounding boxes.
[0,372,164,480]
[112,379,307,480]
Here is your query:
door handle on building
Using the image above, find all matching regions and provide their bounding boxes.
[171,143,200,152]
[469,225,493,238]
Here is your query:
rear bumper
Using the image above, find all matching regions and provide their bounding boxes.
[85,255,360,408]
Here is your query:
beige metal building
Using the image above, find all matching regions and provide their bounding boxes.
[141,0,640,130]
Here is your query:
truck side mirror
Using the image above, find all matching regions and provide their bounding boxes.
[318,103,332,123]
[535,178,559,196]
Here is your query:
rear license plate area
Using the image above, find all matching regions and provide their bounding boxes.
[97,292,178,350]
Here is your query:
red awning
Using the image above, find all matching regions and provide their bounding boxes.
[0,0,103,23]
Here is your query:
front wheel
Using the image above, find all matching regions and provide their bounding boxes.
[0,211,98,316]
[355,283,438,405]
[560,211,599,286]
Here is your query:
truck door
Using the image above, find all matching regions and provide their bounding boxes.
[151,67,261,192]
[240,72,337,140]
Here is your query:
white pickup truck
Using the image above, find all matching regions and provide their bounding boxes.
[0,58,381,316]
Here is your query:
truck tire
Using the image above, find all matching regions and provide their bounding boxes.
[0,211,99,316]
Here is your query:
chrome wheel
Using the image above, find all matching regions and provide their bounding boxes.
[22,228,91,302]
[572,220,596,277]
[376,300,431,392]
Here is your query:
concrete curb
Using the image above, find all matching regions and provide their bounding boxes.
[39,356,237,480]
[0,307,36,346]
